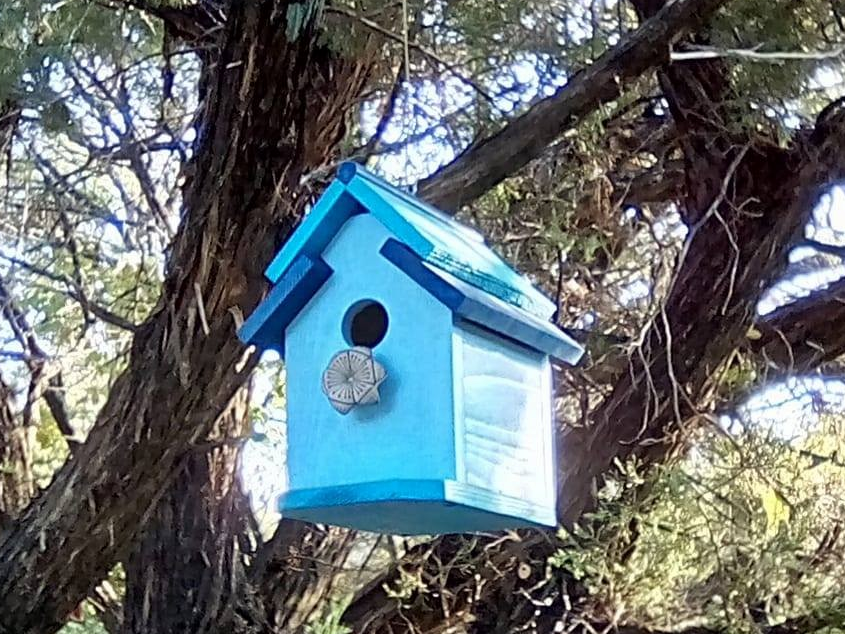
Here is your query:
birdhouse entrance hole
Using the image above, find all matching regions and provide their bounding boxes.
[343,300,388,348]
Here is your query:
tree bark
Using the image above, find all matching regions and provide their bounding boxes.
[0,376,34,520]
[121,388,265,634]
[752,276,845,371]
[555,11,845,529]
[0,0,743,630]
[0,4,373,632]
[251,520,356,631]
[416,0,728,211]
[342,116,845,634]
[3,1,843,632]
[0,101,19,160]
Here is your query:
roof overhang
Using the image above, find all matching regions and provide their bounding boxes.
[380,239,583,364]
[238,253,332,354]
[263,162,557,319]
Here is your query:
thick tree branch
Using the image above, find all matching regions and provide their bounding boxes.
[416,0,728,211]
[100,0,225,44]
[753,276,845,371]
[342,14,845,632]
[122,388,266,633]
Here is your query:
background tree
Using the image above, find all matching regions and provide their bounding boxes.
[0,1,844,633]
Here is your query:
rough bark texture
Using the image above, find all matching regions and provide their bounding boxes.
[251,520,356,631]
[3,0,845,632]
[0,377,34,520]
[0,1,740,631]
[556,50,845,530]
[121,388,262,634]
[0,101,19,159]
[0,3,373,631]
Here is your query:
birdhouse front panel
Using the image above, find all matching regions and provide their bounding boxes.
[238,162,585,535]
[283,213,458,491]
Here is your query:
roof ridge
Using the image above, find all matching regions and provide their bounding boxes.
[338,161,485,243]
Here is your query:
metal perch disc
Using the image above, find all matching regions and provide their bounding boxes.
[322,347,387,414]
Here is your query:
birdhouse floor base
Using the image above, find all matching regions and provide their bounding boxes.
[278,479,556,535]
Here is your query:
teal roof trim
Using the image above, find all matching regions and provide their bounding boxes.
[238,253,333,353]
[263,162,556,319]
[265,179,352,284]
[380,239,583,363]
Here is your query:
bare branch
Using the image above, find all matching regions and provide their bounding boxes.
[0,254,139,333]
[326,6,496,104]
[417,0,728,210]
[0,278,77,448]
[671,44,845,62]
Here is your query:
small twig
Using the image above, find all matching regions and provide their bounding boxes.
[671,45,845,63]
[796,238,845,258]
[0,253,138,332]
[326,6,496,105]
[358,61,406,158]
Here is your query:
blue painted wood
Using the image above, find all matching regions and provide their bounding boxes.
[342,164,556,318]
[343,176,436,257]
[264,182,361,283]
[237,253,332,354]
[261,161,557,318]
[241,161,588,534]
[283,214,457,493]
[279,479,555,534]
[380,239,583,363]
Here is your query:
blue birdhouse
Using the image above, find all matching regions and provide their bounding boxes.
[239,162,583,535]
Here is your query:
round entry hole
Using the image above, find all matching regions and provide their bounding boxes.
[343,300,388,348]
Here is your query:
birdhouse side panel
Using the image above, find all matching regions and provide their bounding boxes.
[284,213,458,492]
[452,323,555,508]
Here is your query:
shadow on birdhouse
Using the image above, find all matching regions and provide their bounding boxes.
[239,162,583,535]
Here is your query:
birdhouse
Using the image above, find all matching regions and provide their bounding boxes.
[239,162,583,535]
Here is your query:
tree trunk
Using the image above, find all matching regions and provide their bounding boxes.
[0,376,34,520]
[122,388,265,634]
[0,4,373,632]
[251,521,356,631]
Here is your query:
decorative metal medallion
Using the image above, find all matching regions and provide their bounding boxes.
[321,347,387,414]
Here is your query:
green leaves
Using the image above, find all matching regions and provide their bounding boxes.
[0,1,161,105]
[548,418,845,632]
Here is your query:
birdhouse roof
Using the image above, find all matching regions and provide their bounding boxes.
[239,162,583,363]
